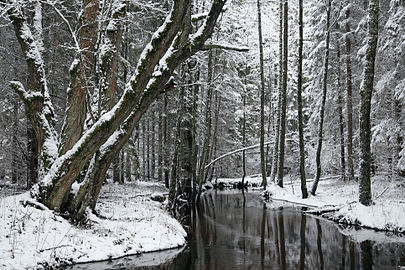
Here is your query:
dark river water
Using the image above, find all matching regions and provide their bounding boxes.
[70,191,405,269]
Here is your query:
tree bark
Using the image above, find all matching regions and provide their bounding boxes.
[345,7,355,181]
[33,0,226,212]
[270,0,283,184]
[297,0,308,198]
[337,43,346,181]
[59,0,99,155]
[277,0,288,188]
[311,0,331,196]
[257,0,267,189]
[359,0,379,206]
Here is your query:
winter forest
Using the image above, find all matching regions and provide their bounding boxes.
[0,0,404,269]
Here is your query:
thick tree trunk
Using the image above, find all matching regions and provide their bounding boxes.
[197,50,215,203]
[359,0,379,206]
[59,0,99,155]
[257,0,267,189]
[297,0,308,199]
[345,7,355,181]
[277,0,288,188]
[9,3,57,178]
[311,0,331,196]
[9,0,226,216]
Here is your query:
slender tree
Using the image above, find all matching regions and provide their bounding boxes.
[257,0,267,188]
[270,0,283,184]
[311,0,331,196]
[297,0,308,198]
[337,42,346,181]
[277,0,288,188]
[345,6,355,181]
[359,0,379,206]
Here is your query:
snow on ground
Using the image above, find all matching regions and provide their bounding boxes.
[0,181,186,269]
[216,174,405,234]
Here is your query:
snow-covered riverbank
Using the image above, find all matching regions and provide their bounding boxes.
[263,175,405,233]
[0,181,186,269]
[213,175,405,234]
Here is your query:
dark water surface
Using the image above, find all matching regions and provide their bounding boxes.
[71,191,405,269]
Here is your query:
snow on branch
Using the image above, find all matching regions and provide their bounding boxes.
[192,12,208,22]
[202,43,249,52]
[205,141,274,169]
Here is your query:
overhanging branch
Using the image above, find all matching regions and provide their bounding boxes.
[202,44,249,52]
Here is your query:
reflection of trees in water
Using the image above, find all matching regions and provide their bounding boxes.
[300,213,306,270]
[185,192,405,269]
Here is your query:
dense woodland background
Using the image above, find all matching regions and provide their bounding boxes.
[0,0,403,210]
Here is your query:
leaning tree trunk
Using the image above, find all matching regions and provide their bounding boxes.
[311,0,331,196]
[257,0,267,189]
[297,0,308,198]
[359,0,379,206]
[18,0,225,214]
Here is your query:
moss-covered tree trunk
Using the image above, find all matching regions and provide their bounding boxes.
[359,0,379,206]
[8,0,226,218]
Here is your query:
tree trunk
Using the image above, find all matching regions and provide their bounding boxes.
[359,0,379,206]
[163,93,170,188]
[345,7,355,181]
[11,100,19,184]
[337,43,346,181]
[270,1,283,184]
[9,0,226,216]
[297,0,308,198]
[158,99,163,182]
[257,0,267,189]
[196,50,215,203]
[311,0,331,196]
[59,0,99,155]
[151,110,156,179]
[277,0,288,188]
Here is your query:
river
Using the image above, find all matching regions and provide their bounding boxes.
[70,190,405,269]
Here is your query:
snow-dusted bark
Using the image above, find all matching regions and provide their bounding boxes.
[36,0,226,212]
[59,0,100,156]
[359,0,379,206]
[8,2,58,178]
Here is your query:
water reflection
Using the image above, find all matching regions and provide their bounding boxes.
[69,191,405,269]
[186,191,405,269]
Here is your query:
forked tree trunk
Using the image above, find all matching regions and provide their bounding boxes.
[9,0,226,216]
